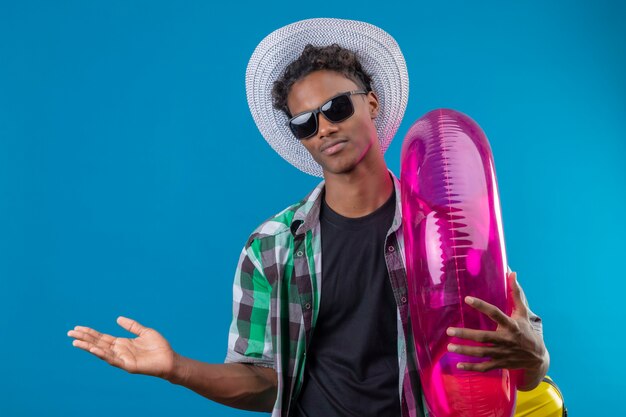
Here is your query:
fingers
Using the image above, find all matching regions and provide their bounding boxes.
[464,296,512,328]
[67,326,115,358]
[71,338,99,355]
[67,326,115,349]
[447,345,502,373]
[70,339,125,369]
[117,316,148,336]
[508,272,529,317]
[456,360,498,373]
[448,342,509,359]
[447,327,500,344]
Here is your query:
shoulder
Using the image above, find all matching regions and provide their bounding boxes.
[246,203,301,243]
[244,182,323,249]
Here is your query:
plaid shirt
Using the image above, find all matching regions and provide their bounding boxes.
[225,172,543,416]
[226,172,425,417]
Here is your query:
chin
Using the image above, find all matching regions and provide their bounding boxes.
[317,147,368,176]
[322,160,359,176]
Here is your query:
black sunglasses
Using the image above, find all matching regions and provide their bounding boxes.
[287,90,368,140]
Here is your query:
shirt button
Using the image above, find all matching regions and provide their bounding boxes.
[388,246,395,252]
[305,303,311,310]
[296,250,304,257]
[401,296,407,304]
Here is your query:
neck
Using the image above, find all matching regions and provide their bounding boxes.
[323,156,393,218]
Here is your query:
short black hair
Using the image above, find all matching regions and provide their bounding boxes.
[271,44,373,117]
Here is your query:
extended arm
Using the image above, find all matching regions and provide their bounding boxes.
[68,316,277,411]
[167,355,277,411]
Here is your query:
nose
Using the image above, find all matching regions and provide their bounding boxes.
[317,113,339,138]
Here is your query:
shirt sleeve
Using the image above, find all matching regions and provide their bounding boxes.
[225,243,275,369]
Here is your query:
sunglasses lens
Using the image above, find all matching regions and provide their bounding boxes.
[288,93,359,140]
[322,94,354,122]
[289,112,317,139]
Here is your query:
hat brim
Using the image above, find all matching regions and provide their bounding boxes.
[246,18,409,177]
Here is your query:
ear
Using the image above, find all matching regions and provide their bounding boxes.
[367,91,380,119]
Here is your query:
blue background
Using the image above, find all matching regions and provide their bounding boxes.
[1,1,624,415]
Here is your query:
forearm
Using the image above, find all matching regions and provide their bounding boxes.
[165,353,277,412]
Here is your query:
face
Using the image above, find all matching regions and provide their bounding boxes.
[286,70,380,176]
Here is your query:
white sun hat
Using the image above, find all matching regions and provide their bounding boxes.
[246,18,409,177]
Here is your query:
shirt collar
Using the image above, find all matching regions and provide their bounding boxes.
[290,169,403,237]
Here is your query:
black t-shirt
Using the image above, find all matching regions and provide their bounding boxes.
[293,188,400,417]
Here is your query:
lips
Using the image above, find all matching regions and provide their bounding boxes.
[320,139,348,154]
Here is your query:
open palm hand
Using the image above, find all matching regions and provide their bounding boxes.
[68,316,175,379]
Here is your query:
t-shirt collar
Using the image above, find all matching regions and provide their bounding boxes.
[291,169,403,237]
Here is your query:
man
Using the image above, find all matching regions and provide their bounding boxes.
[68,18,548,417]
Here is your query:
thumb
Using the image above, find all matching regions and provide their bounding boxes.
[508,272,529,316]
[117,316,148,336]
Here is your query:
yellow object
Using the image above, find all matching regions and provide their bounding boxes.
[514,376,567,417]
